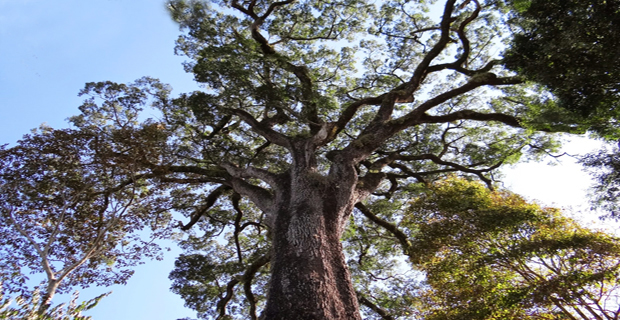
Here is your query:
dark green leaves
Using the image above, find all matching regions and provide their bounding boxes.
[504,0,620,139]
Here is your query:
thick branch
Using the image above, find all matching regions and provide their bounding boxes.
[216,278,240,320]
[394,75,522,129]
[235,0,321,133]
[404,0,458,94]
[231,109,291,148]
[329,95,384,142]
[221,163,281,189]
[231,0,258,19]
[355,203,413,258]
[232,192,244,264]
[241,253,271,320]
[181,185,231,231]
[228,177,274,214]
[452,0,481,67]
[428,59,500,76]
[355,172,387,201]
[419,110,522,128]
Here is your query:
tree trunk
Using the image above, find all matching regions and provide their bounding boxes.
[39,279,59,314]
[262,164,362,320]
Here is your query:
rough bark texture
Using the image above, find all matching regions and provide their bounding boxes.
[262,144,361,320]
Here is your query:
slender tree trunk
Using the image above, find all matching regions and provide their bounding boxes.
[262,165,362,320]
[39,279,59,314]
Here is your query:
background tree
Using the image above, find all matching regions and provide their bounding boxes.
[403,178,620,320]
[581,144,620,219]
[501,0,620,219]
[0,287,109,320]
[0,125,174,312]
[503,0,620,139]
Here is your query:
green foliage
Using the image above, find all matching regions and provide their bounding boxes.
[582,144,620,219]
[503,0,620,139]
[403,178,620,320]
[0,285,109,320]
[168,197,271,320]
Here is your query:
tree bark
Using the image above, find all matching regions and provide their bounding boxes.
[262,157,361,320]
[39,279,59,314]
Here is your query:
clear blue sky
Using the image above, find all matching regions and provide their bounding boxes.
[0,1,611,319]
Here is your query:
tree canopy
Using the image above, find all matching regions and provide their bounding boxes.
[404,178,620,320]
[2,0,619,318]
[503,0,620,138]
[0,125,173,312]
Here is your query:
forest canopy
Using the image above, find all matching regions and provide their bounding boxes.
[1,0,619,319]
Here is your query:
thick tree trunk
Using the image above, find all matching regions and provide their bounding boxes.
[262,166,361,320]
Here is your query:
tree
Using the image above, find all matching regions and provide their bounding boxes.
[500,0,620,220]
[59,0,605,319]
[403,178,620,320]
[581,144,620,219]
[503,0,620,139]
[0,286,109,320]
[0,126,173,312]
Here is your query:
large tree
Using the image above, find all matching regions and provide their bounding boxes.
[62,0,605,318]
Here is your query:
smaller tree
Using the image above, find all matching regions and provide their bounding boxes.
[0,285,109,320]
[403,178,620,320]
[582,144,620,219]
[0,126,173,312]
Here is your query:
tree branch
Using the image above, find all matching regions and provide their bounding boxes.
[329,95,384,142]
[6,209,55,285]
[220,163,281,189]
[216,278,240,320]
[235,0,321,133]
[356,291,395,320]
[404,0,458,95]
[355,203,413,258]
[231,109,291,148]
[181,185,231,231]
[451,0,481,67]
[232,192,244,264]
[419,110,522,128]
[241,253,271,320]
[228,177,274,215]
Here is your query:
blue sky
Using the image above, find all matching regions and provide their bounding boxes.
[0,1,611,319]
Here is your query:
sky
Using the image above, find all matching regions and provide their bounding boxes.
[0,1,613,319]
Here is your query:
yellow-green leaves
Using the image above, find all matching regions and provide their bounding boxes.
[403,177,620,320]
